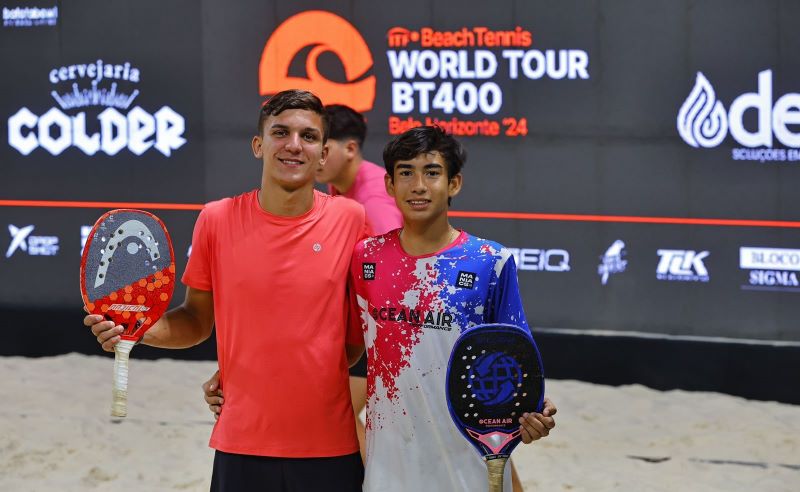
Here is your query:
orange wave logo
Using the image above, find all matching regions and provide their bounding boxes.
[259,10,375,112]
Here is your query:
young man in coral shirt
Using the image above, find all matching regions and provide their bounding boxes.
[86,90,367,491]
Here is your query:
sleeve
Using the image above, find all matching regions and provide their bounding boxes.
[181,207,213,291]
[359,204,373,239]
[345,262,365,346]
[486,252,530,333]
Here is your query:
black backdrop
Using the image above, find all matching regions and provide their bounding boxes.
[2,1,798,401]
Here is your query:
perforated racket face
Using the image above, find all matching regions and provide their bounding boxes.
[446,323,544,459]
[80,209,175,341]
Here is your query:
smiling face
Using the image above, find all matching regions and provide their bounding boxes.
[252,108,328,192]
[385,151,462,225]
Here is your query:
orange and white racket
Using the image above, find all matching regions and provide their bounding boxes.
[80,209,175,417]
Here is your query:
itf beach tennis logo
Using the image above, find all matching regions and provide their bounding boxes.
[6,224,59,257]
[598,240,627,285]
[386,25,590,137]
[677,70,800,163]
[8,59,186,157]
[656,249,709,282]
[258,10,375,112]
[739,247,800,292]
[469,352,522,406]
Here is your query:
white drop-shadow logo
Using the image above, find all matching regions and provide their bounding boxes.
[677,72,728,148]
[676,70,800,162]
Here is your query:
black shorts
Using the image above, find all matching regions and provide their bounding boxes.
[210,450,363,492]
[348,352,367,378]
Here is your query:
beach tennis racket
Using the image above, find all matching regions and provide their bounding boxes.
[80,209,175,418]
[446,323,545,492]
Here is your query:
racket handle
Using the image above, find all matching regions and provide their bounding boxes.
[486,456,508,492]
[111,340,136,418]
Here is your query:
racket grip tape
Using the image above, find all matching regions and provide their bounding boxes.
[111,340,137,418]
[485,456,508,492]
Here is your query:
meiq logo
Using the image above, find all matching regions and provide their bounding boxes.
[258,10,375,112]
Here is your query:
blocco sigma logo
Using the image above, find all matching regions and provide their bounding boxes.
[259,10,375,112]
[8,59,186,157]
[740,247,800,292]
[677,70,800,163]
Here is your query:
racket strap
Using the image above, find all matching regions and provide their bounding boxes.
[486,456,508,492]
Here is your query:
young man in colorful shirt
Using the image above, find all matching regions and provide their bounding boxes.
[85,90,367,491]
[347,126,556,491]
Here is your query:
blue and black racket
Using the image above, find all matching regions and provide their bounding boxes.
[446,323,545,492]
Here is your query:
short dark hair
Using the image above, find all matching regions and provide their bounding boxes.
[382,125,466,180]
[257,89,329,141]
[326,104,367,147]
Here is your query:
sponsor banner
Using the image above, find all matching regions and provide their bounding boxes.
[385,25,589,137]
[740,247,800,292]
[8,59,187,157]
[5,224,59,257]
[506,247,570,272]
[0,3,797,343]
[677,70,800,163]
[2,6,57,27]
[739,247,800,272]
[656,249,709,282]
[598,240,627,285]
[257,10,590,138]
[259,11,375,113]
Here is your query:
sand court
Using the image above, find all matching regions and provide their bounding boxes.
[1,354,797,491]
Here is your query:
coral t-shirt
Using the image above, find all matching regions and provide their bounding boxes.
[183,189,367,457]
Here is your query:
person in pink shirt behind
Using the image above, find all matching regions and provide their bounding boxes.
[316,104,402,463]
[317,104,403,235]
